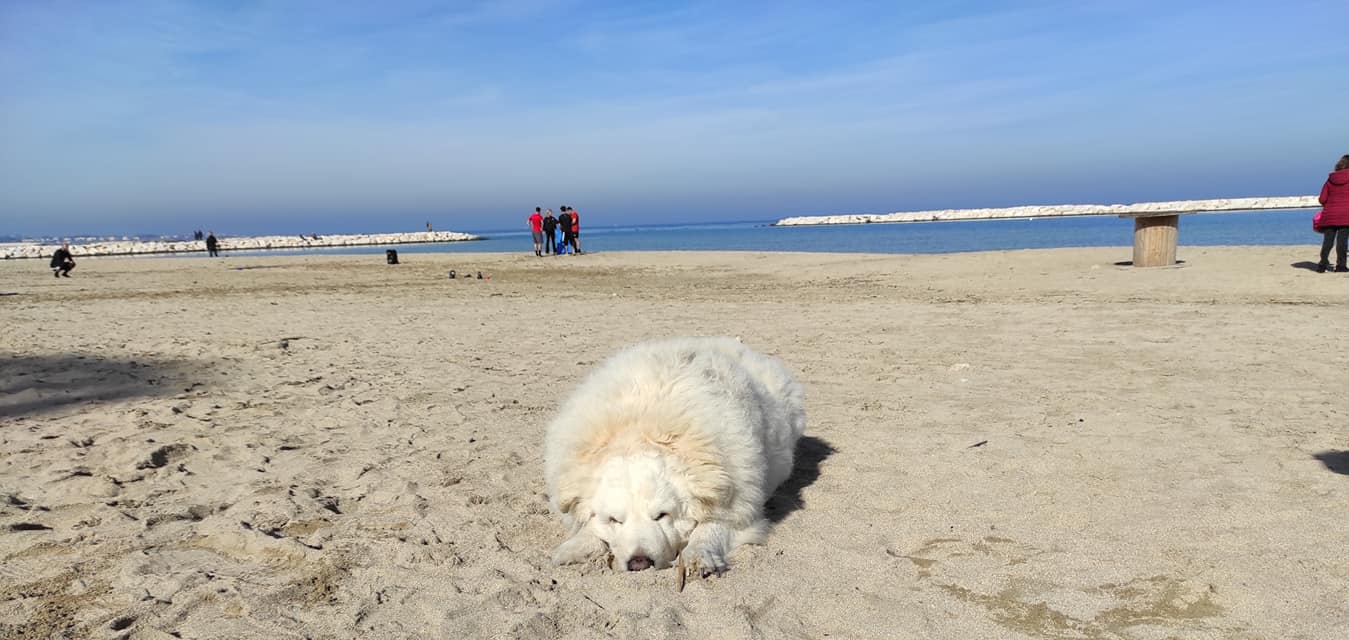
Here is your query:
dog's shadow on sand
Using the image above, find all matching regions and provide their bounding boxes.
[1313,450,1349,475]
[765,435,836,523]
[0,354,206,419]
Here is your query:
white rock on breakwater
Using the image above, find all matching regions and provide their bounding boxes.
[2,231,480,260]
[774,195,1321,226]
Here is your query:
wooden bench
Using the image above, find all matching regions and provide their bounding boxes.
[1119,199,1321,267]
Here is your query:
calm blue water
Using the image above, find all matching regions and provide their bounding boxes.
[235,209,1321,257]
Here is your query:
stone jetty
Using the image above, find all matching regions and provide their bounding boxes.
[774,195,1320,226]
[2,231,480,260]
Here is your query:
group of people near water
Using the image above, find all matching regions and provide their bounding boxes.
[529,206,582,256]
[1313,154,1349,273]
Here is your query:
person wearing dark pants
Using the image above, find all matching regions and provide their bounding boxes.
[557,209,573,255]
[206,231,219,257]
[1314,155,1349,273]
[1320,227,1349,273]
[50,242,75,277]
[542,209,557,255]
[567,205,583,255]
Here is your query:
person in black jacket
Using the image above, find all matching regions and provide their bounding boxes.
[205,232,219,257]
[556,209,573,255]
[50,242,76,278]
[542,209,558,255]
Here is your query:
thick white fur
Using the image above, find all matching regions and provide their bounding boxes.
[545,337,805,574]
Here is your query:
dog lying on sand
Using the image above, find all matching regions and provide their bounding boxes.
[545,337,806,579]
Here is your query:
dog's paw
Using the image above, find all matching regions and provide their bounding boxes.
[551,530,607,566]
[681,522,732,577]
[682,542,729,577]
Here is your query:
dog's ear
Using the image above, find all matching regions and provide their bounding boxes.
[684,470,731,520]
[659,430,733,519]
[555,468,594,531]
[558,494,579,515]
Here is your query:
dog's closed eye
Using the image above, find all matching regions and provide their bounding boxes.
[655,512,669,521]
[608,516,623,525]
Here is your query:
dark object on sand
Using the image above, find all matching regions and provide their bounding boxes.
[50,245,76,277]
[386,249,399,265]
[448,270,456,279]
[476,271,483,279]
[967,440,988,448]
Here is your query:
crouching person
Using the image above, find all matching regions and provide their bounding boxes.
[50,242,76,278]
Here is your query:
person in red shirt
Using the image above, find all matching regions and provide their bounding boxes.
[1316,155,1349,273]
[528,207,544,257]
[567,206,583,255]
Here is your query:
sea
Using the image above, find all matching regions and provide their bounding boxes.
[238,208,1321,257]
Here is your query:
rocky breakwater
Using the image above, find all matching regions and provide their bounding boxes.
[774,195,1321,226]
[1,231,480,260]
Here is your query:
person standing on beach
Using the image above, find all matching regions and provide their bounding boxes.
[205,231,219,257]
[529,207,544,257]
[557,208,573,255]
[542,209,558,255]
[1315,154,1349,273]
[567,205,583,255]
[50,242,76,277]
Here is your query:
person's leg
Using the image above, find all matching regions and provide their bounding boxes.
[1320,230,1335,270]
[1336,227,1349,271]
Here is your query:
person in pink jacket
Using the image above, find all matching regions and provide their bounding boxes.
[1316,155,1349,272]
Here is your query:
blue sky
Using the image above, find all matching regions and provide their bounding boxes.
[2,0,1346,236]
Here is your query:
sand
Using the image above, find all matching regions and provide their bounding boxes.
[2,246,1347,639]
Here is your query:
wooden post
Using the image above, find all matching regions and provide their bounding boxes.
[1131,214,1179,267]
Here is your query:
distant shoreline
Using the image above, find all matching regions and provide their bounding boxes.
[1,231,481,260]
[774,195,1320,226]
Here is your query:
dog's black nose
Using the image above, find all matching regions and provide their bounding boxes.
[626,555,653,571]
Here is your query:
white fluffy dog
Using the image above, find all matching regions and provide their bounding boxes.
[545,337,805,576]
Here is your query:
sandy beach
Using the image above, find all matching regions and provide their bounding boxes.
[2,246,1347,639]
